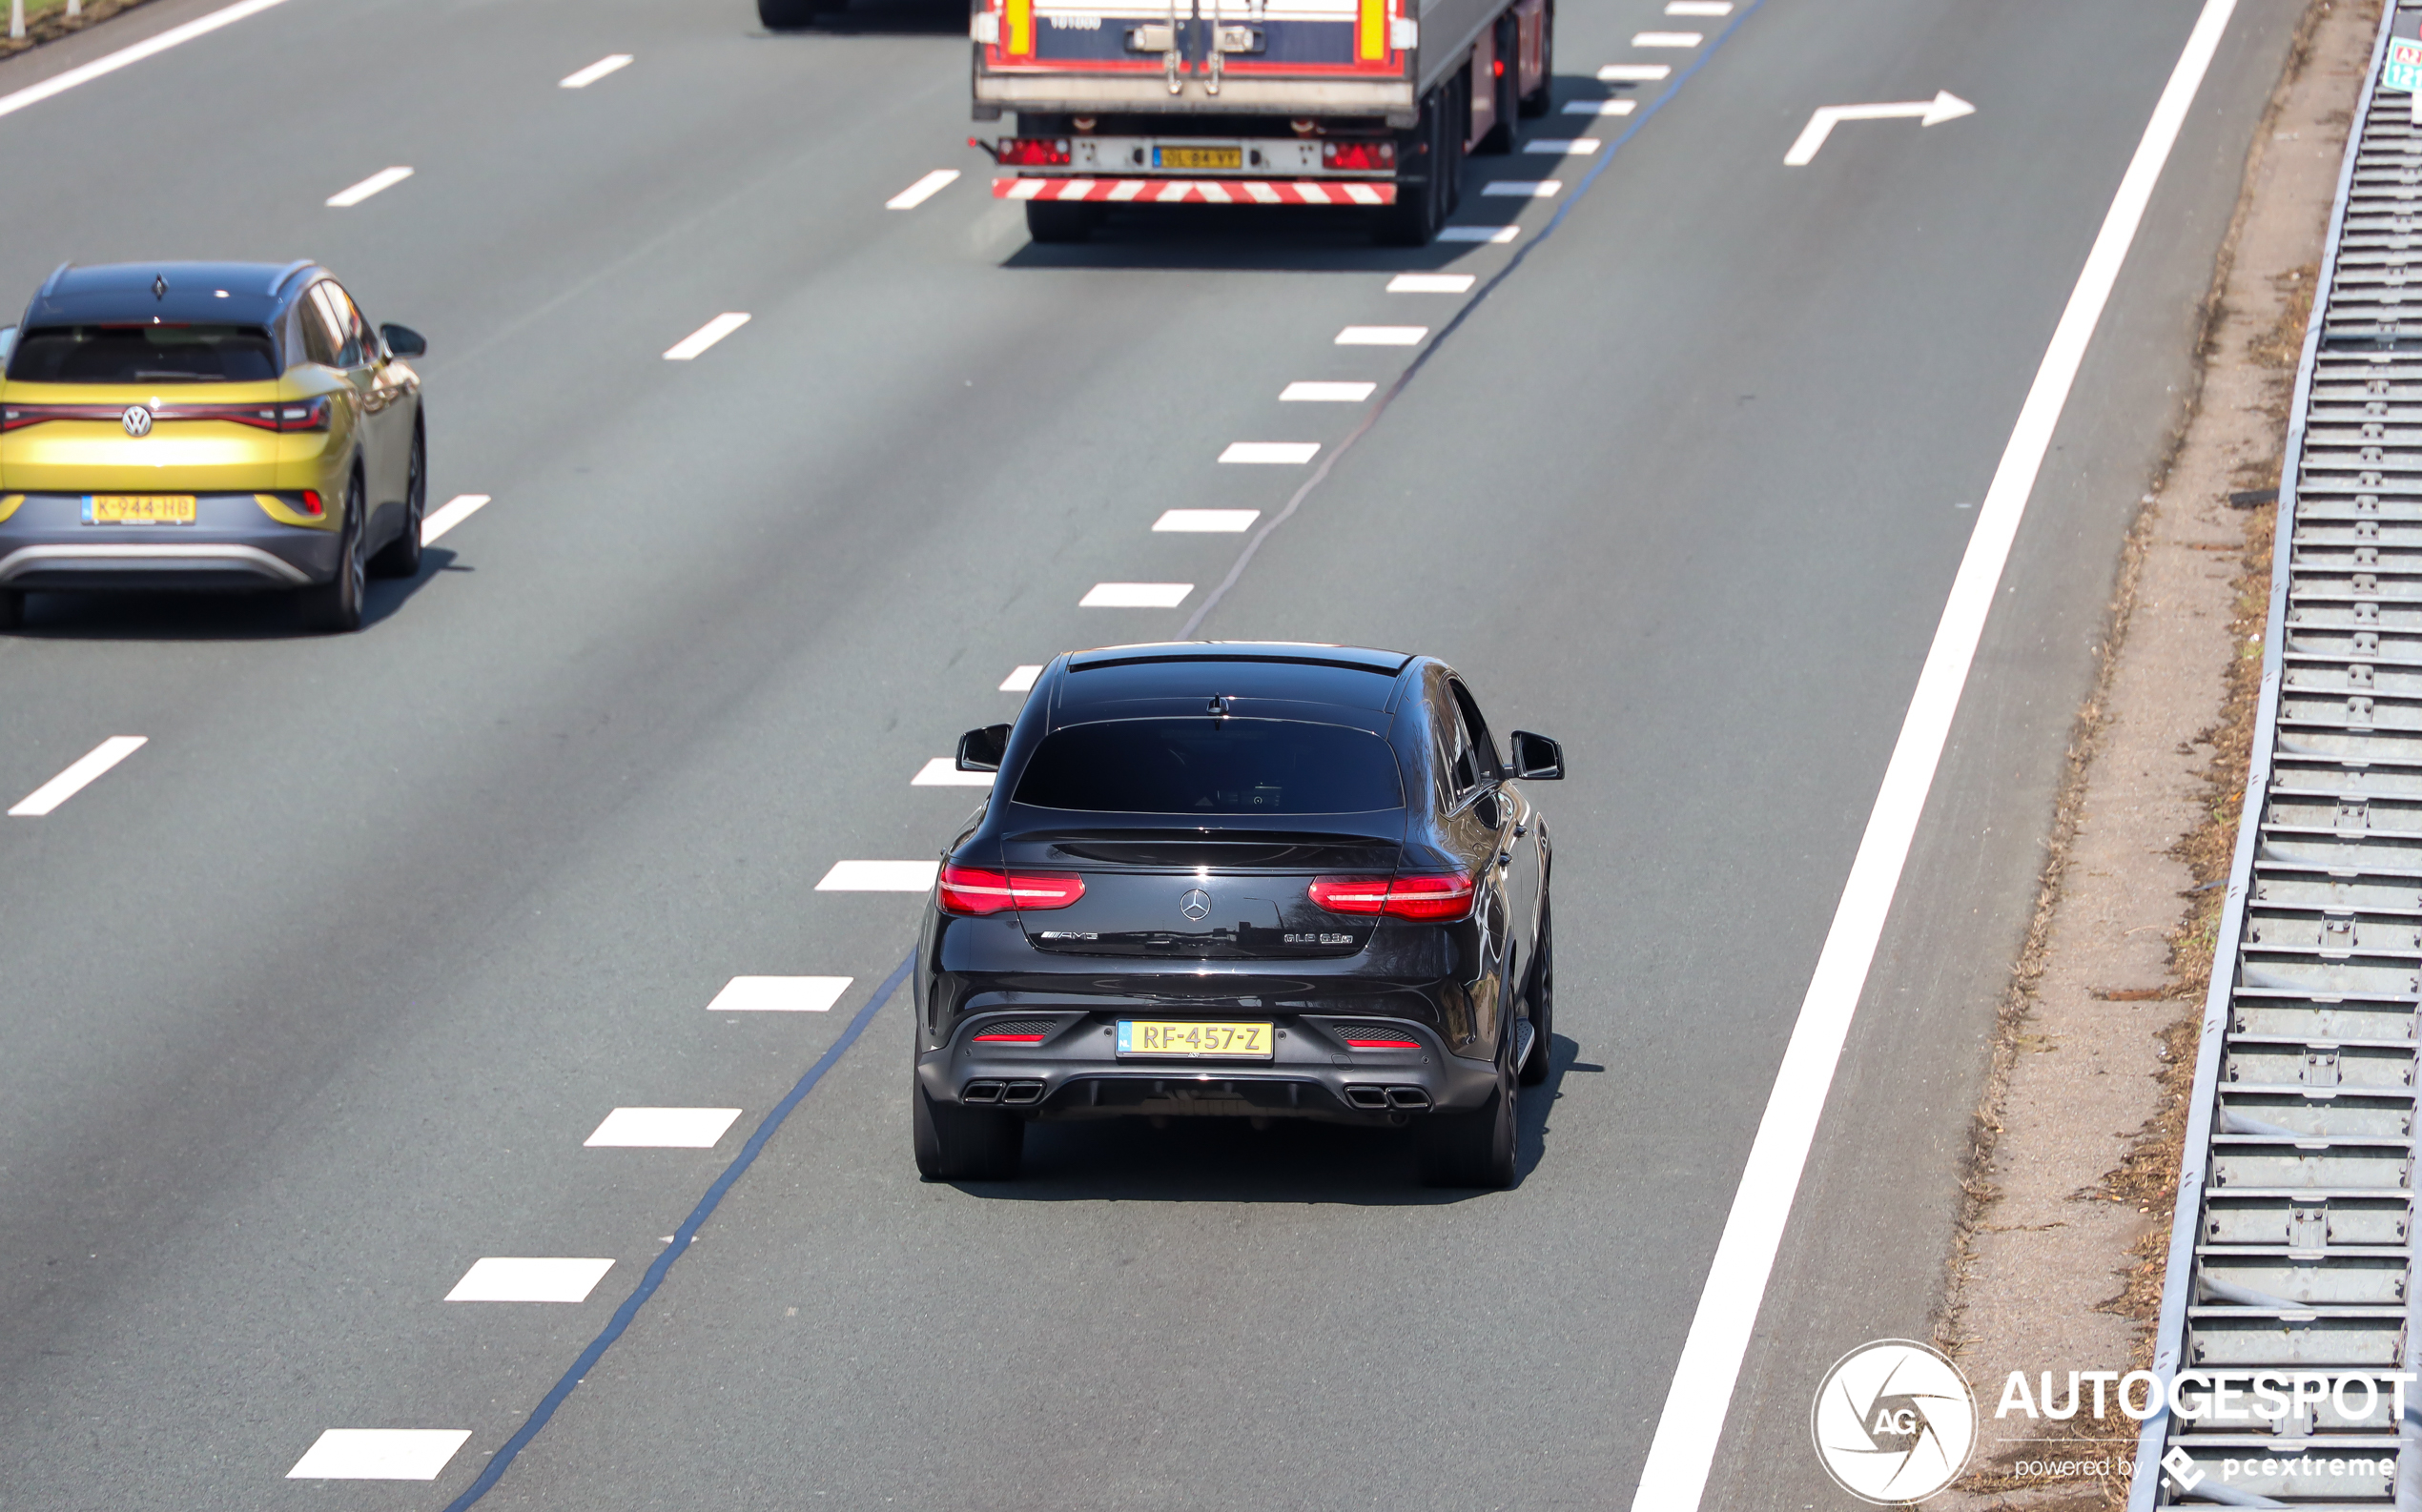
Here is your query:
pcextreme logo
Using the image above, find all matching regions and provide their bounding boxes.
[1809,1339,1979,1504]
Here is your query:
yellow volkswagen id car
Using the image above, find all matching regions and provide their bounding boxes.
[0,260,427,632]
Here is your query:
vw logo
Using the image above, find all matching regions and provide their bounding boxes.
[120,404,153,438]
[1178,888,1212,922]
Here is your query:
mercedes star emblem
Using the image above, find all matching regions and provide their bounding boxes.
[1179,888,1212,922]
[120,404,153,438]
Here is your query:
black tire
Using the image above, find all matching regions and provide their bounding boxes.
[1025,200,1096,244]
[1519,901,1554,1086]
[368,422,424,580]
[1517,0,1553,116]
[1478,13,1520,153]
[1418,1046,1518,1187]
[1372,88,1447,246]
[299,474,366,634]
[913,1082,1023,1180]
[758,0,823,28]
[0,589,21,631]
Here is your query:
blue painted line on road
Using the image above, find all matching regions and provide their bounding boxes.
[1180,0,1766,637]
[438,952,915,1511]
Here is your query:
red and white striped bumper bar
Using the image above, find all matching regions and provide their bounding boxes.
[994,175,1396,205]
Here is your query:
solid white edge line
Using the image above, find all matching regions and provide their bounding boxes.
[421,493,490,545]
[9,736,146,817]
[0,0,298,123]
[1625,0,2242,1505]
[887,168,962,209]
[663,313,750,360]
[326,167,412,208]
[559,53,632,88]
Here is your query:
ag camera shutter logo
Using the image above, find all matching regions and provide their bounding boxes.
[1810,1339,1977,1504]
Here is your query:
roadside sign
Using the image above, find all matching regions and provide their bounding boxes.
[2391,11,2422,92]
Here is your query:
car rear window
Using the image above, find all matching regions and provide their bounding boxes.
[7,324,278,383]
[1012,719,1404,814]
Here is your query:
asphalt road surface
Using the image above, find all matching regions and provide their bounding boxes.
[0,0,2299,1505]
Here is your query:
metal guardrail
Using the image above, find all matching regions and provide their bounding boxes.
[2130,7,2422,1505]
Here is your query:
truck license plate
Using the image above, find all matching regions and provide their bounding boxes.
[1155,146,1242,171]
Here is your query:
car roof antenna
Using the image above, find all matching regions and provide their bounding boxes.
[1207,694,1232,717]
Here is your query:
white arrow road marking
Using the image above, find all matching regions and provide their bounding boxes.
[1783,91,1974,165]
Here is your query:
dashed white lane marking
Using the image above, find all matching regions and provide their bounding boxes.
[663,313,750,360]
[1632,30,1703,46]
[420,493,489,546]
[913,757,994,787]
[1281,380,1377,400]
[1666,0,1731,12]
[1599,62,1672,80]
[584,1108,744,1148]
[707,975,853,1011]
[1438,224,1521,242]
[1566,98,1638,115]
[288,1430,472,1481]
[326,167,412,207]
[559,53,631,87]
[1483,180,1563,197]
[816,859,941,890]
[999,664,1043,692]
[0,0,300,125]
[1388,274,1474,293]
[1525,137,1602,154]
[1336,325,1427,345]
[10,736,145,817]
[1155,508,1261,531]
[1220,440,1322,462]
[1080,582,1193,607]
[887,169,961,209]
[445,1257,616,1302]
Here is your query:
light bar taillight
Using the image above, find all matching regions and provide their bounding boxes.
[1309,872,1475,923]
[997,137,1072,167]
[0,395,332,433]
[1321,139,1395,171]
[937,863,1086,916]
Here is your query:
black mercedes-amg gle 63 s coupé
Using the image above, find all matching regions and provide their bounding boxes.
[912,642,1562,1187]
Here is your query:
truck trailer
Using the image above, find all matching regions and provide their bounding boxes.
[957,0,1554,244]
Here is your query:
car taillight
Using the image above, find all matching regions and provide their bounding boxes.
[0,403,113,431]
[998,137,1072,167]
[1309,872,1475,922]
[937,863,1086,915]
[298,490,324,517]
[269,396,333,432]
[1321,139,1395,171]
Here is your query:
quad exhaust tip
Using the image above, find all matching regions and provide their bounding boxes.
[1345,1084,1431,1112]
[963,1079,1046,1106]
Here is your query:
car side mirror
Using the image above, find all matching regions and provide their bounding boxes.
[956,724,1012,773]
[379,323,427,359]
[1509,730,1564,780]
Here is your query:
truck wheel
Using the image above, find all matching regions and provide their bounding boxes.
[1372,91,1445,245]
[1517,0,1554,116]
[1026,200,1096,244]
[1479,13,1520,153]
[758,0,823,29]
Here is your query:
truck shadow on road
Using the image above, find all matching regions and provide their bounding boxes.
[1,547,458,641]
[953,1032,1584,1202]
[997,193,1517,276]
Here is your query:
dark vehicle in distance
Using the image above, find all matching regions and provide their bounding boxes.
[913,642,1562,1187]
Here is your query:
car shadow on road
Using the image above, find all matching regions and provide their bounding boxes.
[2,545,458,641]
[952,1032,1582,1203]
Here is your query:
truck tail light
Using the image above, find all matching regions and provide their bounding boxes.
[1309,872,1474,922]
[997,137,1072,167]
[938,863,1086,915]
[1321,139,1395,171]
